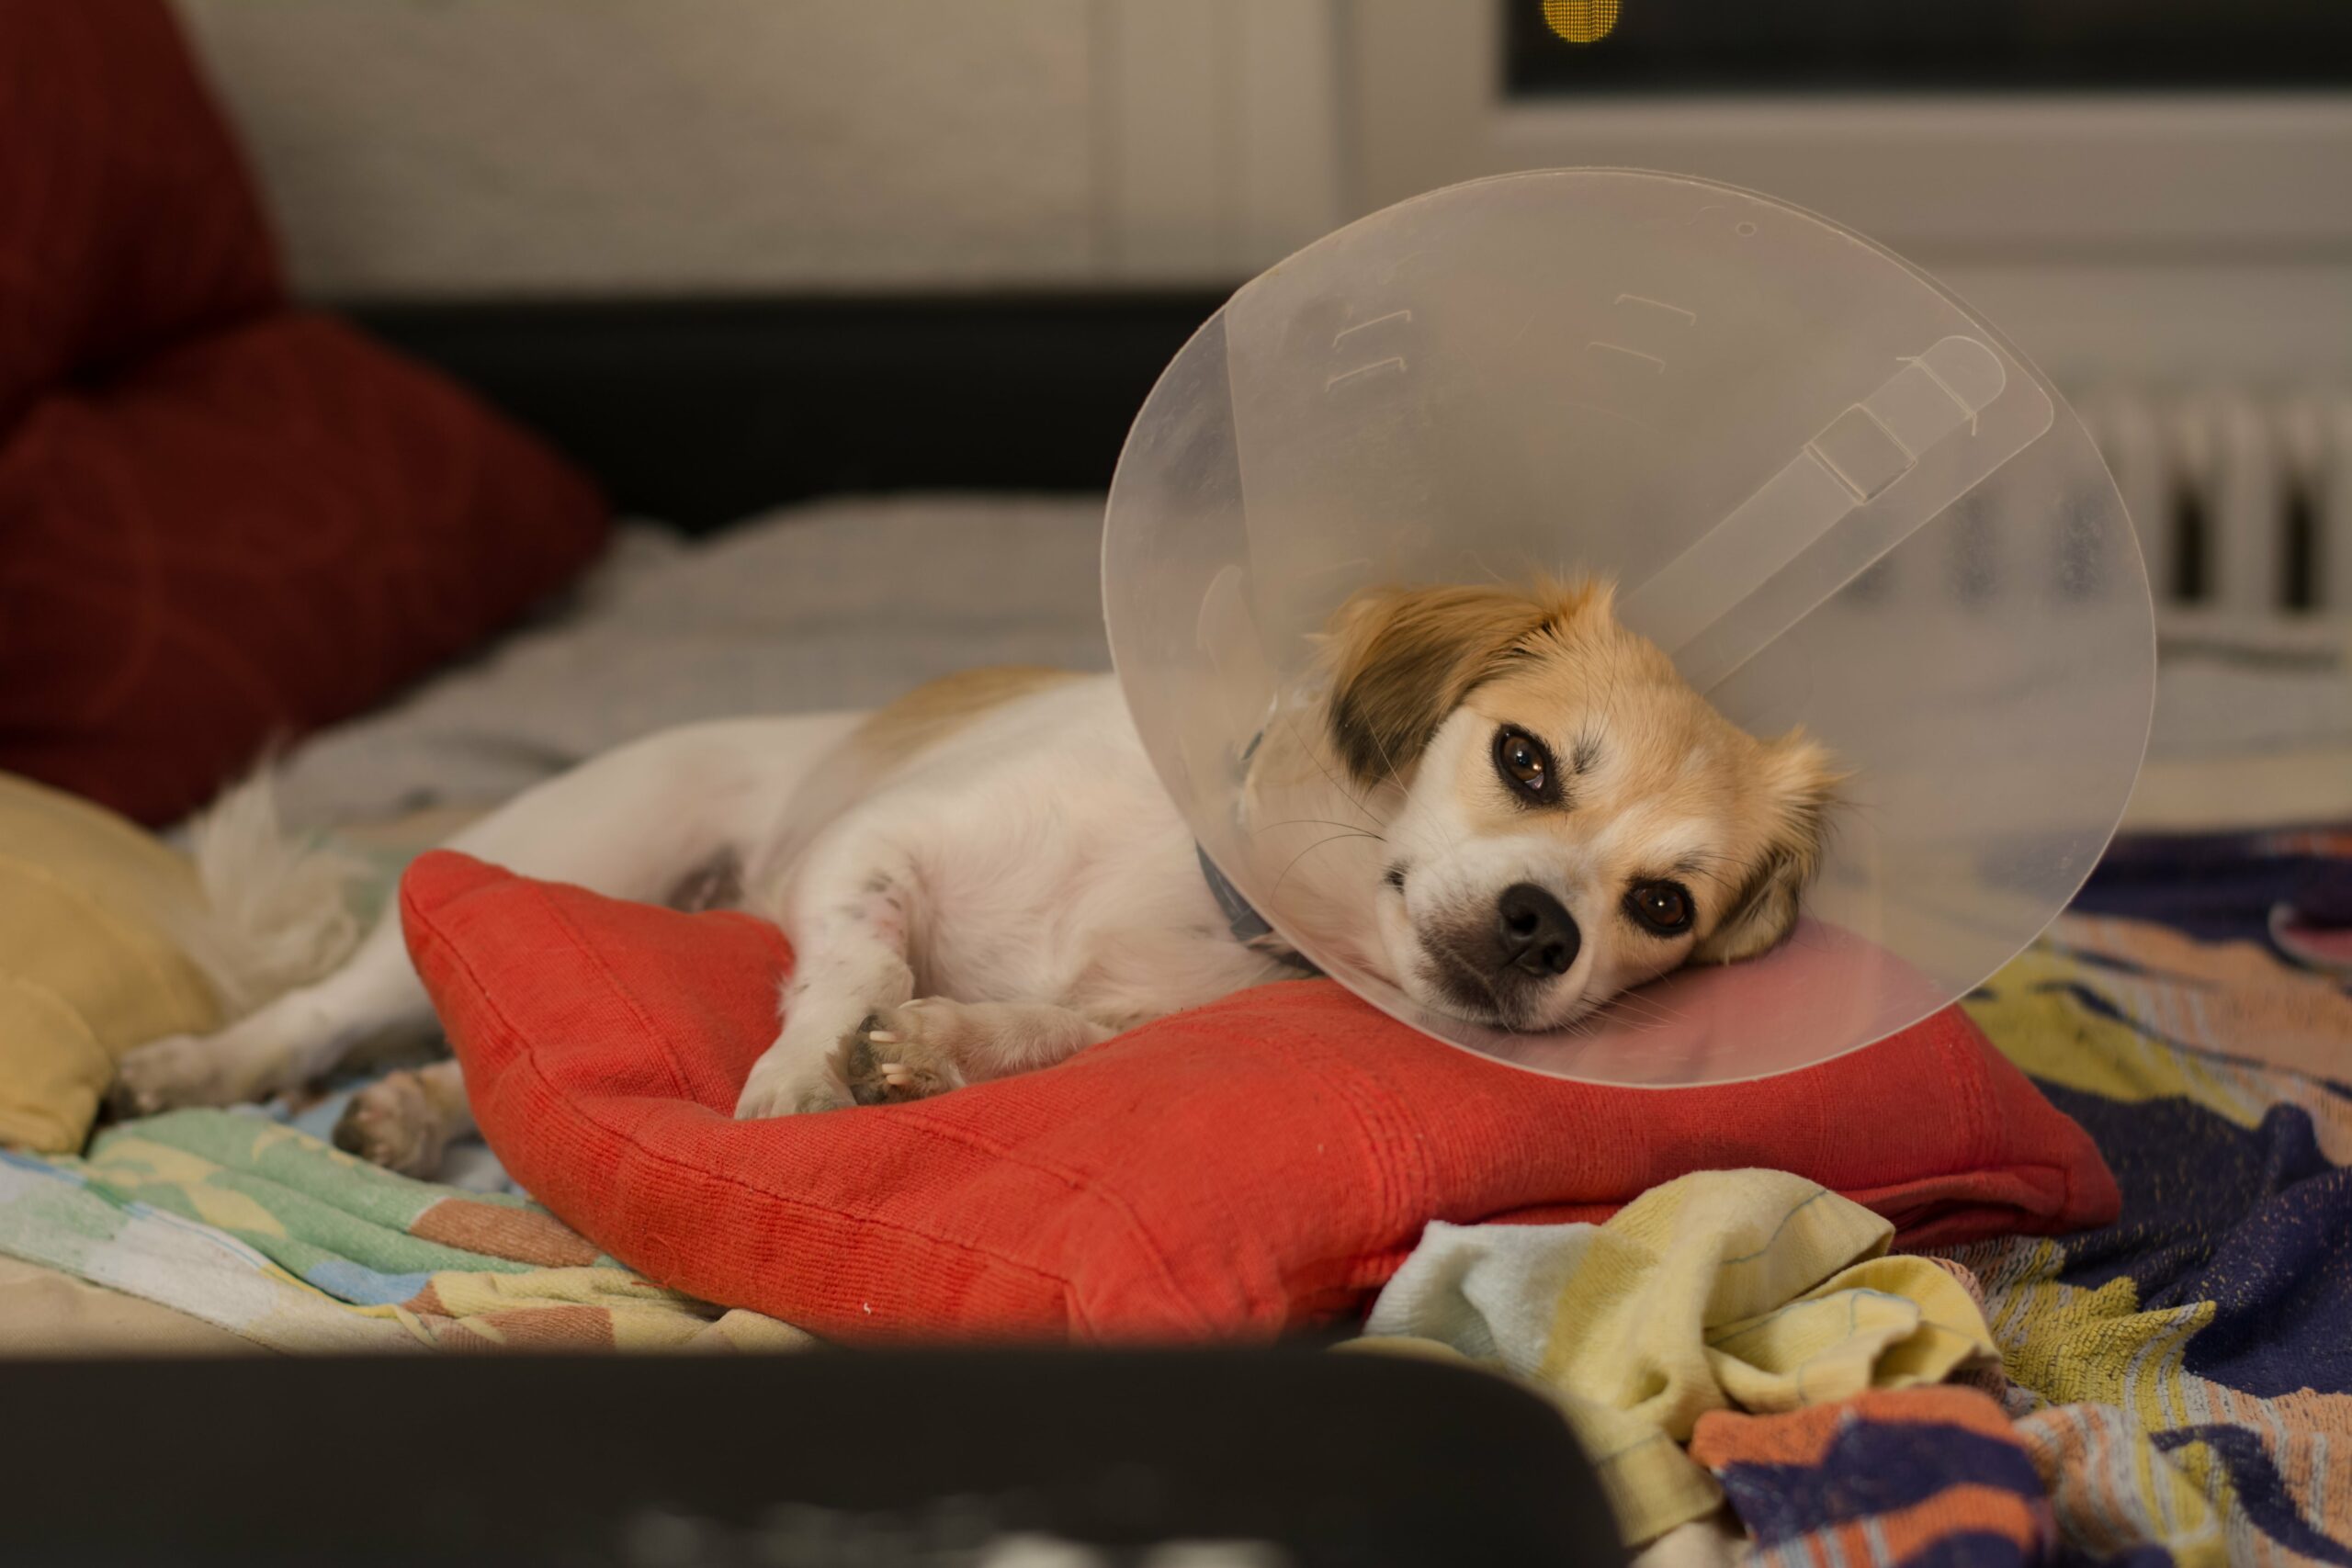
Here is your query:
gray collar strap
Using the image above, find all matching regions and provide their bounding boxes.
[1196,844,1322,976]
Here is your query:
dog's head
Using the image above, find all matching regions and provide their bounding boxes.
[1322,578,1841,1032]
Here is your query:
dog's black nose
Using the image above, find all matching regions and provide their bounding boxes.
[1496,884,1579,977]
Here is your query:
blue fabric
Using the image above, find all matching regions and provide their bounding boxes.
[2072,828,2352,952]
[2152,1426,2352,1567]
[1713,1425,2046,1544]
[2033,1082,2352,1400]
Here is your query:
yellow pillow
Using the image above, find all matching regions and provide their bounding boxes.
[0,774,220,1151]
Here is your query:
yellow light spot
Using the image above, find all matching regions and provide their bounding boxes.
[1542,0,1620,46]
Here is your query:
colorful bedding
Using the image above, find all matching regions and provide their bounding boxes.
[0,1108,808,1352]
[1352,1171,2008,1547]
[0,818,2342,1568]
[1690,1387,2073,1568]
[1687,828,2352,1567]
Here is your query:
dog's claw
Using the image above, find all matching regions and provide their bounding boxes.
[841,1006,964,1106]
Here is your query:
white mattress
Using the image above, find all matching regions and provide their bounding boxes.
[269,494,2352,833]
[273,494,1112,827]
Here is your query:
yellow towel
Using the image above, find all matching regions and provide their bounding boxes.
[1348,1169,1999,1546]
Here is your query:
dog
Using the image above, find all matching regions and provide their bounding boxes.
[110,577,1838,1176]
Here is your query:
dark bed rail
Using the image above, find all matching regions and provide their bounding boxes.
[347,293,1234,535]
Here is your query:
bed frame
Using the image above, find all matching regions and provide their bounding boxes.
[5,1348,1622,1566]
[353,293,1231,536]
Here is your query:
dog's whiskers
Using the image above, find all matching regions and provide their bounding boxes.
[1273,709,1383,828]
[1269,829,1384,898]
[1250,817,1389,840]
[1601,990,1683,1030]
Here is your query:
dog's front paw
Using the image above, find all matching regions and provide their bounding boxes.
[733,1051,853,1120]
[842,1001,970,1107]
[108,1034,231,1119]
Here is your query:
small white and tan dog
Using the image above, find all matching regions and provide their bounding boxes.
[112,578,1838,1175]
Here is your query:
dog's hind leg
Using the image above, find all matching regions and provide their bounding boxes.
[108,909,442,1119]
[112,715,862,1120]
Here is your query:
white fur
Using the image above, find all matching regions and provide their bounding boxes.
[113,633,1814,1165]
[164,772,374,1018]
[114,682,1287,1138]
[1376,707,1706,1028]
[732,681,1282,1115]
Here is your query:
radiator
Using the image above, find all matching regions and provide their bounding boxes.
[2079,388,2352,614]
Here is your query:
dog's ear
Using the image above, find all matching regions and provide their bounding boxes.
[1320,582,1589,785]
[1692,732,1844,964]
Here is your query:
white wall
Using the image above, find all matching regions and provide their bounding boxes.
[173,0,2348,391]
[171,0,1340,299]
[1343,0,2352,388]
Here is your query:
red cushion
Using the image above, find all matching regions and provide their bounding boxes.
[402,851,2120,1343]
[0,315,606,825]
[0,0,606,825]
[0,0,282,429]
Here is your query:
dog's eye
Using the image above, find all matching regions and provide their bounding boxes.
[1491,727,1556,803]
[1624,881,1694,936]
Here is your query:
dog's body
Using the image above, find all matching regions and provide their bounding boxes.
[114,580,1838,1175]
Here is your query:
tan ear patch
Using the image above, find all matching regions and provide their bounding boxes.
[1692,733,1845,964]
[1321,579,1608,784]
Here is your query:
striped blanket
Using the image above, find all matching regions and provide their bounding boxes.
[0,1108,808,1353]
[0,805,810,1354]
[1698,828,2351,1568]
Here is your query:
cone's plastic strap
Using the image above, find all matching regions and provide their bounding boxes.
[1617,334,2018,693]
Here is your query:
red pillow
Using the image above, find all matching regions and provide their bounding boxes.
[0,0,606,825]
[403,851,2120,1343]
[0,315,606,825]
[0,0,282,429]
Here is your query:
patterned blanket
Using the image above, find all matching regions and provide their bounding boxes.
[1695,829,2352,1568]
[0,823,2342,1567]
[0,1108,808,1353]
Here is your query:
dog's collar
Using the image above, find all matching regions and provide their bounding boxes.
[1195,845,1321,976]
[1206,724,1321,974]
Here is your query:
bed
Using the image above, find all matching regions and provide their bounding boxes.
[3,489,2346,1566]
[6,8,2343,1560]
